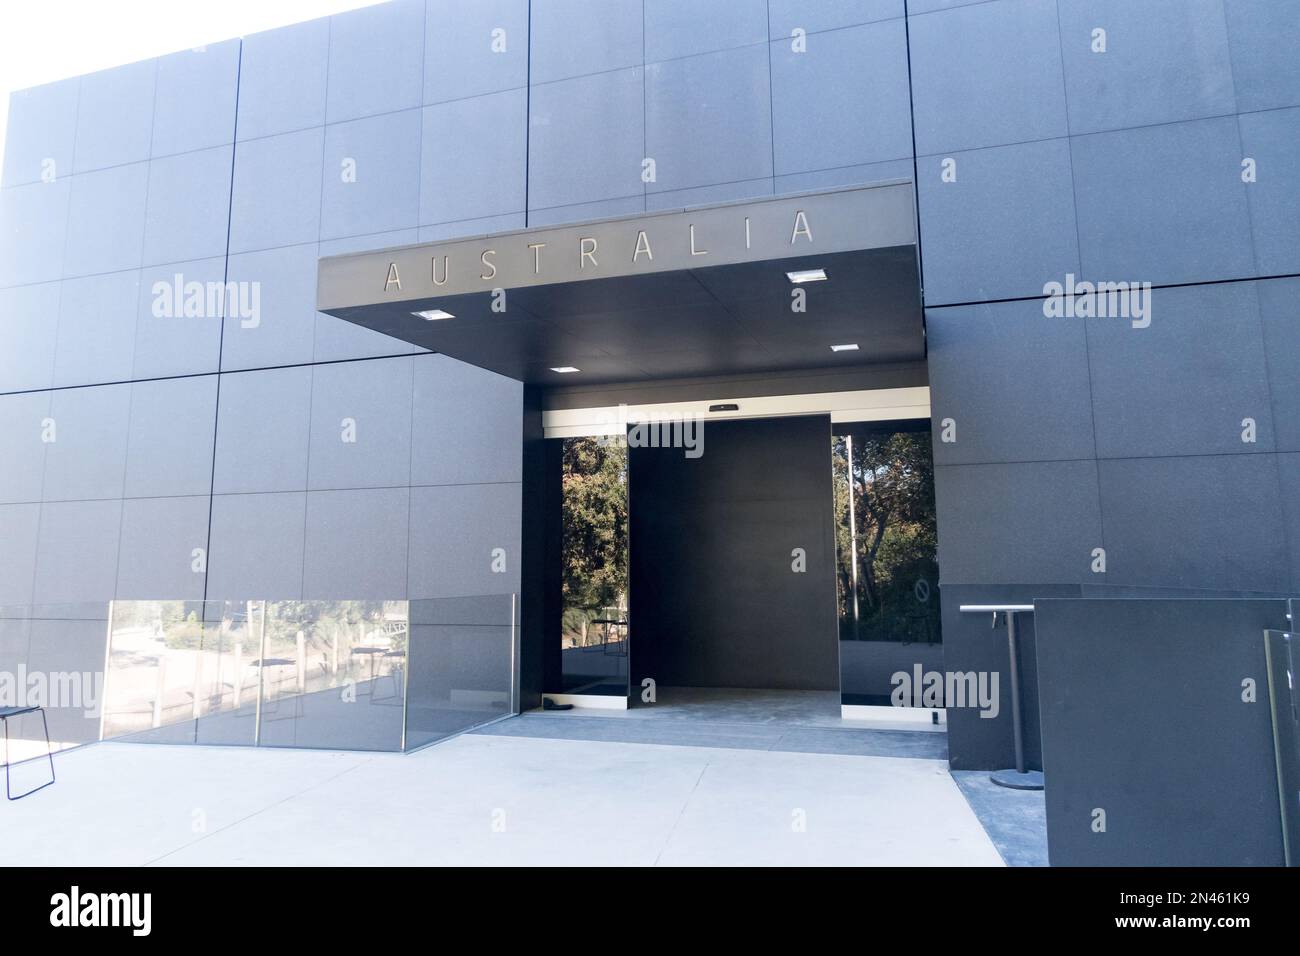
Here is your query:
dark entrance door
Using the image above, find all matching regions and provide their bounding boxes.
[627,415,840,696]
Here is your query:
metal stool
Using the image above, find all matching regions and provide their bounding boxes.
[1,705,56,800]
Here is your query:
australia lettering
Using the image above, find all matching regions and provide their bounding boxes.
[382,209,813,293]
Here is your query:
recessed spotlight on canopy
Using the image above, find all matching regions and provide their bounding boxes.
[550,366,580,374]
[787,268,827,283]
[412,309,455,320]
[830,344,859,352]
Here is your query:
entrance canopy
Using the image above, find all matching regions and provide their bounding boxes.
[316,183,922,386]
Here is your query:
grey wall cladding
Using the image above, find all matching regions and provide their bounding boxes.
[929,279,1300,591]
[911,0,1296,306]
[0,1,527,623]
[917,0,1300,769]
[1035,598,1289,866]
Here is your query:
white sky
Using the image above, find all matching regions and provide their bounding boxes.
[0,0,388,174]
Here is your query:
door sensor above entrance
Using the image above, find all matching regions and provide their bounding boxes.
[708,404,740,412]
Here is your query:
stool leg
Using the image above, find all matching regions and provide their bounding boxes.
[41,708,55,787]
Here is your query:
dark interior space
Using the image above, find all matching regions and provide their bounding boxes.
[628,415,840,694]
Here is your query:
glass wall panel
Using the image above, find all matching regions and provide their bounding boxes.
[406,594,516,750]
[256,600,407,751]
[100,599,210,744]
[0,602,109,760]
[558,435,628,696]
[192,601,261,746]
[34,595,520,753]
[0,605,38,763]
[832,421,943,707]
[1265,628,1299,865]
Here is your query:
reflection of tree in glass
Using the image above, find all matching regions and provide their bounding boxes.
[832,431,940,643]
[157,602,206,648]
[561,437,628,647]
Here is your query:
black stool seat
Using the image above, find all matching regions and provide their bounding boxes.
[0,705,42,718]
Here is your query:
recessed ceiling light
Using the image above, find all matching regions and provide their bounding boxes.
[412,309,455,320]
[830,343,859,352]
[550,366,581,374]
[787,268,827,283]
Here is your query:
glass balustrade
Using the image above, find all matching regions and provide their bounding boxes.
[0,596,516,755]
[1264,628,1299,865]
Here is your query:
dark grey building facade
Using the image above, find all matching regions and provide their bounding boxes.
[1,0,1298,858]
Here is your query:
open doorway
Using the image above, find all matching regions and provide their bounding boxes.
[540,392,939,731]
[626,414,840,711]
